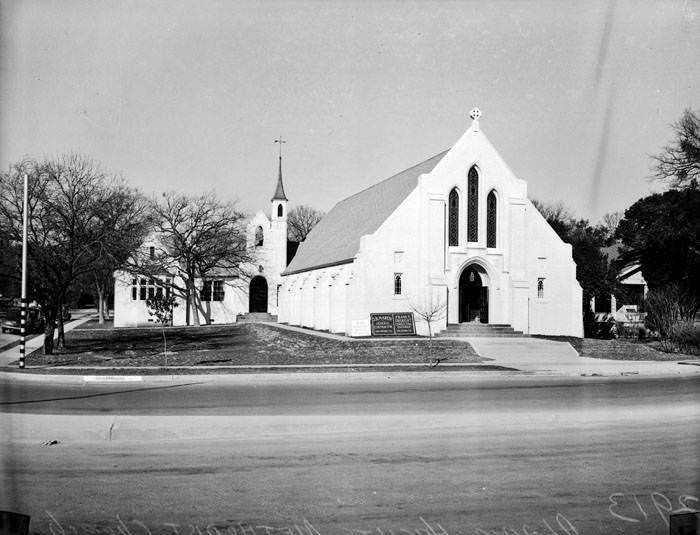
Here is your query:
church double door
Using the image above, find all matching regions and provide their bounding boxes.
[458,267,489,323]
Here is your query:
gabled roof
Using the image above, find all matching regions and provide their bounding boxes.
[283,150,448,276]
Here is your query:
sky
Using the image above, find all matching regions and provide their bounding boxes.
[1,0,698,221]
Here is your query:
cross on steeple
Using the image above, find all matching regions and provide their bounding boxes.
[274,136,286,159]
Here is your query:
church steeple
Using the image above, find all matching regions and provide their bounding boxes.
[272,155,288,201]
[272,136,288,202]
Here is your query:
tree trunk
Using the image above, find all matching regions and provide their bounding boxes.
[43,308,56,355]
[428,322,433,363]
[187,278,200,326]
[56,306,65,349]
[162,325,167,367]
[102,293,110,320]
[96,282,105,324]
[185,284,191,326]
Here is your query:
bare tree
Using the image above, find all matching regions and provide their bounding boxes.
[287,204,324,242]
[531,199,574,224]
[409,293,447,367]
[90,184,152,324]
[146,293,178,366]
[128,192,254,326]
[0,155,147,354]
[601,211,623,244]
[601,211,623,233]
[652,108,700,189]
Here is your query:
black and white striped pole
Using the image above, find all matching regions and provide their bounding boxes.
[19,173,28,369]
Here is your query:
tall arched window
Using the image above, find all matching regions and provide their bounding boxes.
[467,166,479,242]
[487,190,497,248]
[255,226,264,246]
[277,204,284,217]
[448,188,459,246]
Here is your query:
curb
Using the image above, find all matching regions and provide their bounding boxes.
[0,363,518,380]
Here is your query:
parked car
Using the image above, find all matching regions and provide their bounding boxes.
[0,306,45,334]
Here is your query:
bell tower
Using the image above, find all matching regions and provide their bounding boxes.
[271,136,289,276]
[271,140,288,222]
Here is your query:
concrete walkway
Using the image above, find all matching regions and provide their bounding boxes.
[0,311,95,367]
[468,336,700,376]
[261,321,354,340]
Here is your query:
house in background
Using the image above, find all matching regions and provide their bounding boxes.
[597,243,648,324]
[279,109,584,337]
[113,160,298,327]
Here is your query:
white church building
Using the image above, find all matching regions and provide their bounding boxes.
[113,158,293,327]
[278,109,583,337]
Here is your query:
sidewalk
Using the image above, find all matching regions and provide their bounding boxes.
[0,311,95,367]
[468,336,700,376]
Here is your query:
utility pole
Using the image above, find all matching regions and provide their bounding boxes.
[19,173,28,368]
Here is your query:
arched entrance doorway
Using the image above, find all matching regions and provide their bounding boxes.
[249,276,268,313]
[459,265,488,323]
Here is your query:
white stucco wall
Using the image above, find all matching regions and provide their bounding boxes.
[279,119,583,337]
[114,198,289,327]
[113,272,248,327]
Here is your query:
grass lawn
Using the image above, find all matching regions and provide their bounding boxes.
[22,323,483,367]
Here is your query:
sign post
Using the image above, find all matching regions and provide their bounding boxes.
[19,173,29,369]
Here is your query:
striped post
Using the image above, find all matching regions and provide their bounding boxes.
[19,172,28,369]
[19,299,26,369]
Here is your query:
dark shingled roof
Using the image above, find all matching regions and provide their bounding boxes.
[283,150,448,275]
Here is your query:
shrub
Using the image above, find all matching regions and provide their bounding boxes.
[668,322,700,355]
[644,285,697,338]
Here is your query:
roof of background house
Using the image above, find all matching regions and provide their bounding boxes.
[601,243,624,261]
[601,243,643,280]
[283,150,448,276]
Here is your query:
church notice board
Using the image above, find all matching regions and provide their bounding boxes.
[370,313,416,336]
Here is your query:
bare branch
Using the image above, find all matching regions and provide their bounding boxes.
[287,204,324,242]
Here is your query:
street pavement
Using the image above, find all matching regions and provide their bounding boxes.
[1,373,699,534]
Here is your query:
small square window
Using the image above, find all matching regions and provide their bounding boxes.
[201,280,212,302]
[213,280,225,301]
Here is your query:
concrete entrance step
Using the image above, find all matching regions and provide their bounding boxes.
[236,312,278,323]
[437,323,525,337]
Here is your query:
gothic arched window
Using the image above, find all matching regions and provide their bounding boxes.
[448,188,459,246]
[467,166,479,242]
[277,204,284,217]
[255,226,264,247]
[487,190,497,248]
[394,273,402,295]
